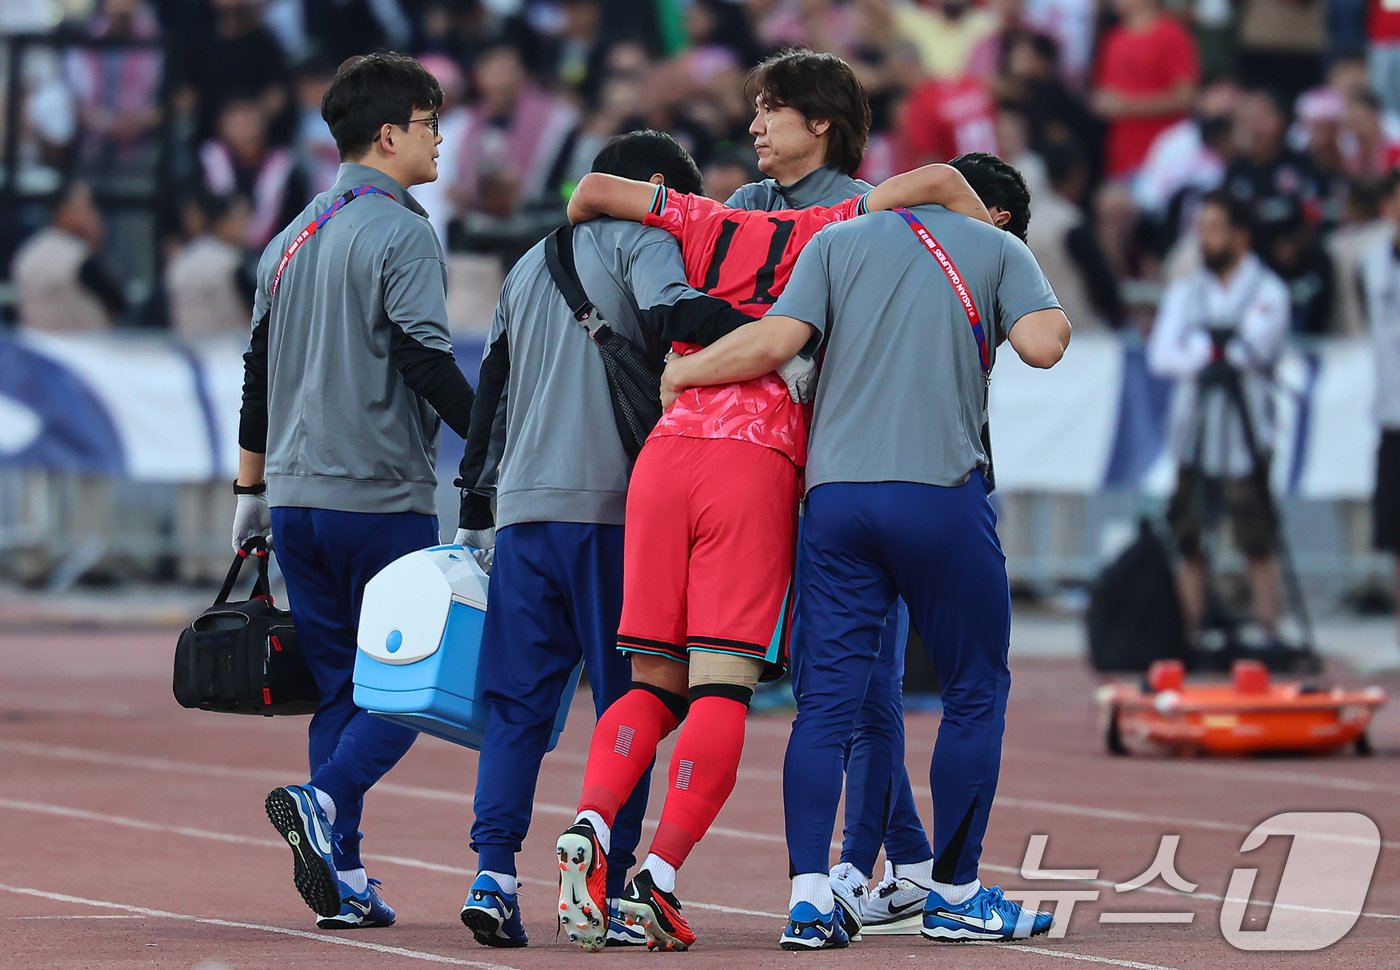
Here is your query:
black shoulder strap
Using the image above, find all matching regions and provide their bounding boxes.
[544,225,595,322]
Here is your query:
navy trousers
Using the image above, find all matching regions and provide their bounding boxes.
[270,506,438,872]
[837,599,933,874]
[471,522,648,899]
[784,477,1011,885]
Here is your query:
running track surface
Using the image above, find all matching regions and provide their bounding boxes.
[1,628,1396,969]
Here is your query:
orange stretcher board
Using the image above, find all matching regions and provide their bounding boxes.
[1096,660,1386,757]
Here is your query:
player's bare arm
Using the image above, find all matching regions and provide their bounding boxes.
[570,164,993,229]
[865,164,994,226]
[1007,307,1072,368]
[661,314,816,408]
[567,173,663,224]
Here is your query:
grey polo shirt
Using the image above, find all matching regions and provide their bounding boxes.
[726,165,871,212]
[770,204,1061,492]
[251,163,452,515]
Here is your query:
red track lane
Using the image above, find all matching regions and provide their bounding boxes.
[0,629,1396,969]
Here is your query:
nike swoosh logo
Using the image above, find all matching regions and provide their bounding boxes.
[346,898,371,915]
[295,793,334,856]
[933,908,1004,932]
[310,817,333,856]
[881,898,925,916]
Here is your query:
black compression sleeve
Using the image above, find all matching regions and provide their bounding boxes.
[648,294,760,347]
[237,310,270,452]
[390,329,476,439]
[456,329,510,529]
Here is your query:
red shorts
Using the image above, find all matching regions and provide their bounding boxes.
[617,435,799,673]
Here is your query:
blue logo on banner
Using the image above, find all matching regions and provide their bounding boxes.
[0,336,124,474]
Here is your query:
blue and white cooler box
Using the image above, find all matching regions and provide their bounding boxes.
[353,544,582,751]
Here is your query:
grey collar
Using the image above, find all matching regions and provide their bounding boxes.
[774,165,865,208]
[330,163,428,217]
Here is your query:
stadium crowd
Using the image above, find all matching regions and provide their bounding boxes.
[4,0,1400,338]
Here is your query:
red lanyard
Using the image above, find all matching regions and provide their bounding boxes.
[893,207,991,381]
[269,185,395,297]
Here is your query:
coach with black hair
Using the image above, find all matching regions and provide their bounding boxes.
[234,52,474,929]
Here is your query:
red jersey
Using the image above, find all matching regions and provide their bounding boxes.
[899,77,999,171]
[642,187,866,465]
[1095,14,1200,177]
[1372,0,1400,42]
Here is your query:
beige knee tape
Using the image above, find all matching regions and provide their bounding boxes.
[688,651,764,691]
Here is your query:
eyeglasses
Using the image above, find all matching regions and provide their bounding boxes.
[403,113,440,136]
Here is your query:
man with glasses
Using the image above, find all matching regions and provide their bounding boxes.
[234,53,475,930]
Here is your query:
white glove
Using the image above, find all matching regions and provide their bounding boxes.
[777,353,818,404]
[231,493,272,553]
[454,527,496,574]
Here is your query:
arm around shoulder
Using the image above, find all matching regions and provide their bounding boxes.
[568,173,660,224]
[865,164,993,225]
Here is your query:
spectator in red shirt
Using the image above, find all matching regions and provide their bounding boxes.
[898,74,999,169]
[1369,0,1400,113]
[1091,0,1200,178]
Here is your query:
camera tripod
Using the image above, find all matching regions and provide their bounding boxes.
[1177,334,1319,673]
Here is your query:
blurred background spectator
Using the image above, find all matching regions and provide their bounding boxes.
[64,0,163,178]
[1092,0,1199,181]
[164,191,254,339]
[12,181,124,334]
[196,96,305,251]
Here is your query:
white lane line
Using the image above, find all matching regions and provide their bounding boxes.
[1002,747,1400,797]
[3,795,1397,927]
[16,735,1394,849]
[7,914,147,920]
[1004,946,1184,970]
[994,796,1398,850]
[7,738,1394,860]
[0,883,521,969]
[0,826,1199,970]
[0,798,757,920]
[0,880,1189,970]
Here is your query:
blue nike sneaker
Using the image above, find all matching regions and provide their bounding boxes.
[460,873,528,948]
[920,885,1053,942]
[264,785,340,918]
[606,903,648,947]
[780,902,851,951]
[318,878,397,930]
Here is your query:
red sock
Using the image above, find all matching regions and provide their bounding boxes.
[579,688,682,823]
[649,695,748,869]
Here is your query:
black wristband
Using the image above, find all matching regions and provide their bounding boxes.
[233,480,267,496]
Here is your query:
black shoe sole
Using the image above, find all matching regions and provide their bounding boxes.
[461,906,528,948]
[317,916,394,931]
[920,923,1053,943]
[780,937,850,951]
[264,788,341,918]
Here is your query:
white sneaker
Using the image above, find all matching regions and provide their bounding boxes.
[860,861,931,936]
[828,862,866,942]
